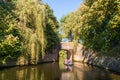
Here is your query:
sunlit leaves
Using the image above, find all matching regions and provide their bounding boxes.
[0,0,21,64]
[0,0,59,64]
[60,0,120,56]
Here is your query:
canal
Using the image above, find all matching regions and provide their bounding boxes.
[0,62,120,80]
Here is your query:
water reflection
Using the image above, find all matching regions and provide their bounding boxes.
[73,63,112,80]
[0,63,60,80]
[0,62,120,80]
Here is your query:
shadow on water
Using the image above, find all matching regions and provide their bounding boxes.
[0,62,120,80]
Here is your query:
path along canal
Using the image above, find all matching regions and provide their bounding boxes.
[0,62,120,80]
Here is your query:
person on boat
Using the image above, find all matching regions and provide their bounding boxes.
[64,59,73,66]
[64,59,68,64]
[67,59,73,65]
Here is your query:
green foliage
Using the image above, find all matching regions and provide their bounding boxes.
[59,50,67,59]
[84,0,98,7]
[15,0,47,61]
[0,0,21,64]
[15,0,59,64]
[60,0,120,56]
[81,0,120,55]
[45,4,59,49]
[0,35,21,60]
[0,0,59,64]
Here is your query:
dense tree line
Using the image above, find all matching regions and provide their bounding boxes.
[60,0,120,56]
[0,0,59,64]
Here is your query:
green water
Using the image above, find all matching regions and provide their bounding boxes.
[0,62,120,80]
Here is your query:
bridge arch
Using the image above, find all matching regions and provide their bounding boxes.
[59,49,73,60]
[58,42,84,62]
[59,42,74,60]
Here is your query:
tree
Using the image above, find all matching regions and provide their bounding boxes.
[15,0,59,64]
[59,0,120,56]
[0,0,21,64]
[45,4,59,49]
[59,4,89,54]
[0,0,59,64]
[81,0,120,56]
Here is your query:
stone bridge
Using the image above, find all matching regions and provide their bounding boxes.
[60,42,84,61]
[60,42,74,50]
[39,42,87,62]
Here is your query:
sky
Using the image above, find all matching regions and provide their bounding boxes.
[42,0,83,21]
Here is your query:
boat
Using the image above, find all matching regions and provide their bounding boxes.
[63,59,73,66]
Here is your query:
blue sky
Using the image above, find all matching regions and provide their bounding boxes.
[42,0,83,21]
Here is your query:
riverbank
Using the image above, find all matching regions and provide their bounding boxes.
[0,49,120,74]
[0,53,58,68]
[89,56,120,74]
[72,44,120,74]
[0,44,59,68]
[74,54,120,74]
